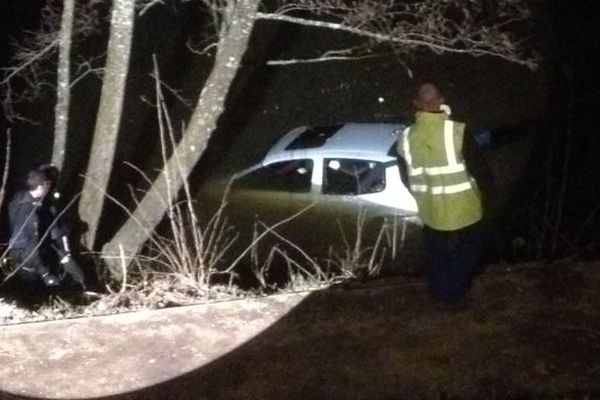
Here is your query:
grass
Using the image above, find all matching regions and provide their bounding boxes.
[325,209,389,279]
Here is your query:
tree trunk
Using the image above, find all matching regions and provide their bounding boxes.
[78,0,135,248]
[102,0,260,274]
[52,0,75,173]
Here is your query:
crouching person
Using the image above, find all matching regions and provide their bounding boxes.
[7,168,85,299]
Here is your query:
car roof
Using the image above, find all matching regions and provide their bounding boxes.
[262,123,405,164]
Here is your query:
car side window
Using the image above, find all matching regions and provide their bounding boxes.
[234,159,313,193]
[323,159,386,195]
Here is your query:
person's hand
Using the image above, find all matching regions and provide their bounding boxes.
[440,104,452,116]
[60,254,71,264]
[41,272,59,287]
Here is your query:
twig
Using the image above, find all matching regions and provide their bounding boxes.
[267,53,385,66]
[0,39,59,85]
[225,203,317,273]
[118,244,128,294]
[138,0,165,16]
[257,220,324,278]
[0,129,11,209]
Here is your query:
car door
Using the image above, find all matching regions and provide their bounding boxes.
[230,158,314,221]
[224,159,317,256]
[314,157,420,256]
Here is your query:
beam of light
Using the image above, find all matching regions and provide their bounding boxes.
[0,292,310,398]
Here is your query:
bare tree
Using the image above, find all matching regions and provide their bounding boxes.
[78,0,136,249]
[102,0,262,273]
[52,0,75,171]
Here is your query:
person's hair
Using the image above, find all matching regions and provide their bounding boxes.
[413,82,445,113]
[25,169,51,191]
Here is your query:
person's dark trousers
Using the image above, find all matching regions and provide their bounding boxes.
[422,221,485,304]
[10,247,53,278]
[5,249,52,305]
[9,245,60,290]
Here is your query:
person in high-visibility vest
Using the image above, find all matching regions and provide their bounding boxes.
[397,82,486,304]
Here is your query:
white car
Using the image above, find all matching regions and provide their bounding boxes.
[232,123,419,218]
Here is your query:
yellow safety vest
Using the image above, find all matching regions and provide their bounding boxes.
[398,112,483,231]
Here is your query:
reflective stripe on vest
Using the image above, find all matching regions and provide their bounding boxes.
[409,163,465,177]
[410,181,474,194]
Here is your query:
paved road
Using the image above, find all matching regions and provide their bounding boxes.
[0,265,599,400]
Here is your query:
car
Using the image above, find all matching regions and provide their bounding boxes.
[197,123,424,270]
[231,122,419,218]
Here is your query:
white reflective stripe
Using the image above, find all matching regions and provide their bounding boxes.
[444,120,458,166]
[433,182,472,194]
[410,185,428,192]
[410,181,473,195]
[402,127,412,166]
[409,167,422,176]
[409,163,466,177]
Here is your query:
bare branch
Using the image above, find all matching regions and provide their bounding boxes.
[148,71,194,109]
[138,0,165,16]
[69,64,104,88]
[258,11,535,68]
[256,0,536,68]
[267,52,385,66]
[186,39,218,57]
[0,0,109,121]
[0,129,11,210]
[0,39,59,86]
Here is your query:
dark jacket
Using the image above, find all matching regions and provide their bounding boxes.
[8,191,65,250]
